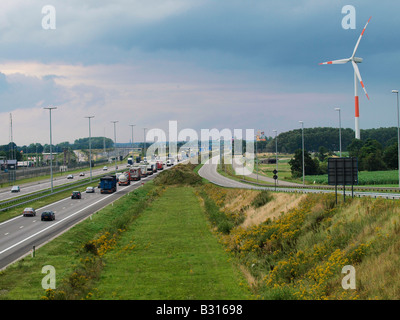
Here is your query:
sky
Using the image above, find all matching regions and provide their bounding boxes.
[0,0,400,146]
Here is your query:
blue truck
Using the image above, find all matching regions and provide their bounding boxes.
[99,175,117,194]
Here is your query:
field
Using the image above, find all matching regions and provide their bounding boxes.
[305,170,399,186]
[253,154,400,186]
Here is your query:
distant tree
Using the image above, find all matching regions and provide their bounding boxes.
[348,139,364,158]
[383,142,398,170]
[357,139,386,171]
[317,146,328,161]
[289,149,320,178]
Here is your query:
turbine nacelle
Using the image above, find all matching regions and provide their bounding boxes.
[353,57,363,63]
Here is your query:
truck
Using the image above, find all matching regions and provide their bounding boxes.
[118,173,130,186]
[146,164,153,175]
[129,167,141,181]
[100,175,117,194]
[156,161,163,170]
[127,157,133,166]
[140,164,148,177]
[150,162,157,173]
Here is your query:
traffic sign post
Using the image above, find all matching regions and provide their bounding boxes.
[273,169,278,191]
[328,157,358,203]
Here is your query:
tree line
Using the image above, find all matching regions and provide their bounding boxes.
[0,137,115,161]
[267,127,398,154]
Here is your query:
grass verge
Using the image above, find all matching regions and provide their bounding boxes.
[91,186,250,299]
[0,182,161,300]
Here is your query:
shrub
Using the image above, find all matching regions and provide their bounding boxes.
[251,191,273,208]
[154,164,203,186]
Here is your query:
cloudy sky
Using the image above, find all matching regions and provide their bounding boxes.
[0,0,399,146]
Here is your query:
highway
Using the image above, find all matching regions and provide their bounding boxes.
[198,155,400,200]
[0,166,122,202]
[0,163,171,270]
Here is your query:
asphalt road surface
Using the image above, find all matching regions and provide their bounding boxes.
[0,163,171,270]
[198,155,400,199]
[0,166,123,202]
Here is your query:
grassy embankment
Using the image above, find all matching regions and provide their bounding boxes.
[0,163,250,300]
[199,183,400,299]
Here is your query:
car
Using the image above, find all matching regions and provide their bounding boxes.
[67,174,74,179]
[41,210,55,221]
[23,207,36,217]
[71,191,82,199]
[79,172,85,176]
[103,166,108,171]
[86,186,95,193]
[11,186,20,193]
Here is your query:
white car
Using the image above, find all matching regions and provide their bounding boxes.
[103,166,108,171]
[86,186,95,193]
[11,186,20,193]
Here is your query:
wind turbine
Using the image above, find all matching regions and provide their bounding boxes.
[320,16,371,139]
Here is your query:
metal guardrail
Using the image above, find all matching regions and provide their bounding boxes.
[0,178,98,212]
[239,179,400,193]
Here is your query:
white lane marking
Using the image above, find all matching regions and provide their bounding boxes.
[0,196,71,227]
[0,181,142,256]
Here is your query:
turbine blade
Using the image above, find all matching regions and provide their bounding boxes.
[352,16,372,58]
[319,58,350,65]
[352,61,369,100]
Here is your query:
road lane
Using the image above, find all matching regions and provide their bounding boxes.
[198,155,400,199]
[0,162,175,270]
[0,166,123,202]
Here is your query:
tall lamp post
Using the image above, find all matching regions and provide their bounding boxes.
[392,90,400,188]
[143,128,147,159]
[44,106,57,192]
[335,108,342,157]
[129,124,136,154]
[111,121,118,176]
[85,116,94,181]
[299,121,305,186]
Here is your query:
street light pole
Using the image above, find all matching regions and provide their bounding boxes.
[143,128,147,160]
[392,90,400,188]
[335,108,342,157]
[129,124,136,153]
[111,121,118,176]
[299,121,305,186]
[85,116,94,181]
[44,106,57,192]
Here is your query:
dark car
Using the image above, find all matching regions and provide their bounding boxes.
[41,211,55,221]
[71,191,82,199]
[23,207,36,217]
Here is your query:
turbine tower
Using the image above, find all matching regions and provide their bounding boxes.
[320,17,371,139]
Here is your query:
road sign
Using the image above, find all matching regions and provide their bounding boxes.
[328,157,358,186]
